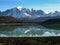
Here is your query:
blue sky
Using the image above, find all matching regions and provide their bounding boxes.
[0,0,60,13]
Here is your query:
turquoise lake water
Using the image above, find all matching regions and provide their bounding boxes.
[0,25,60,37]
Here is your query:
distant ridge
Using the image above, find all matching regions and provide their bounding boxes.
[0,6,60,23]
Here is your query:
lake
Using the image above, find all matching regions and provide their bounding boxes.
[0,25,60,37]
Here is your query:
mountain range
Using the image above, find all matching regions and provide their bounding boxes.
[0,6,60,23]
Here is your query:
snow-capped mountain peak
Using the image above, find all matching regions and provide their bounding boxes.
[17,6,23,11]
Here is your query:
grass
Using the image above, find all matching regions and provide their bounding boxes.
[0,37,60,45]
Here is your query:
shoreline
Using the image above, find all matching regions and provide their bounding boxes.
[0,23,39,26]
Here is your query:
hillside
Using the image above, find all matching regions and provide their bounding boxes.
[42,18,60,30]
[0,16,39,26]
[42,18,60,24]
[0,16,18,23]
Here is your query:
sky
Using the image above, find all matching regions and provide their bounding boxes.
[0,0,60,13]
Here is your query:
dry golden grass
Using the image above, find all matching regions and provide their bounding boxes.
[0,37,60,45]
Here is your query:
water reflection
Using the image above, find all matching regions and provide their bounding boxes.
[0,25,60,37]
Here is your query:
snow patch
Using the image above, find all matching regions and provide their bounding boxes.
[24,28,32,34]
[17,6,23,11]
[24,13,31,17]
[0,34,7,37]
[42,31,56,36]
